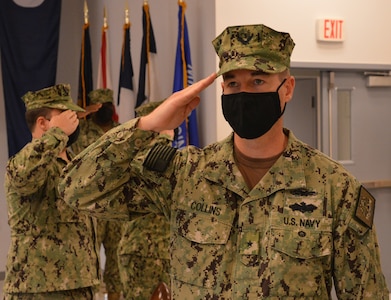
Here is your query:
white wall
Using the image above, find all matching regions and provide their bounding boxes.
[214,0,391,140]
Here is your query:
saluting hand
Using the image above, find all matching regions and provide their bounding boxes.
[137,73,216,133]
[49,110,79,136]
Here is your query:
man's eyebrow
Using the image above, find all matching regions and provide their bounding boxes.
[251,70,268,76]
[223,73,234,80]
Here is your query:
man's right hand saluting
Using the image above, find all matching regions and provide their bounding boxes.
[137,72,216,133]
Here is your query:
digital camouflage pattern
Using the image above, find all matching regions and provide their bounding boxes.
[118,214,170,300]
[59,119,389,299]
[22,83,85,112]
[71,116,122,295]
[213,24,295,76]
[70,117,119,156]
[4,287,94,300]
[134,100,164,117]
[88,88,114,105]
[117,99,171,300]
[95,218,123,294]
[4,127,100,295]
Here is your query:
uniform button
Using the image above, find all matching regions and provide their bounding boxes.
[298,230,306,237]
[135,139,142,147]
[117,131,124,139]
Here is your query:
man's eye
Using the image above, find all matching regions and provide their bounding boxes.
[254,79,264,85]
[227,81,238,88]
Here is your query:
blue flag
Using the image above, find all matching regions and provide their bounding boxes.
[172,1,199,149]
[0,0,61,157]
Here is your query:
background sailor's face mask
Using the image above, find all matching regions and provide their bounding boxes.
[66,125,80,147]
[222,79,286,139]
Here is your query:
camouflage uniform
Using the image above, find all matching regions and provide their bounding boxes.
[118,214,170,300]
[71,89,123,298]
[59,25,389,299]
[4,84,100,299]
[118,101,171,300]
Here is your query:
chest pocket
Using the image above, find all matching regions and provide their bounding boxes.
[171,209,232,289]
[271,226,332,258]
[266,213,333,296]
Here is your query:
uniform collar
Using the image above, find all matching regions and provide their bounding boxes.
[203,129,307,199]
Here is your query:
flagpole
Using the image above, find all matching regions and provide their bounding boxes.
[144,1,151,102]
[122,5,130,64]
[79,0,91,109]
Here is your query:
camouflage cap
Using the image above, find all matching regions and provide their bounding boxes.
[212,24,295,76]
[22,84,85,112]
[135,100,165,117]
[88,88,114,104]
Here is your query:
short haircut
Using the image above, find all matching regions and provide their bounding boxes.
[25,107,52,132]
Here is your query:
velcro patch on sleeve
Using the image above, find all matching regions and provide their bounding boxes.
[143,144,177,172]
[354,186,376,228]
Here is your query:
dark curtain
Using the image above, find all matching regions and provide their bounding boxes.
[0,0,61,157]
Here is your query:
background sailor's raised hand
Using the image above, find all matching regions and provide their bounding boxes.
[137,72,216,132]
[49,110,79,136]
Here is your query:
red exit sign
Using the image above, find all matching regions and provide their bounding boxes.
[317,19,344,42]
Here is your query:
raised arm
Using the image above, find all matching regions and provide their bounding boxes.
[138,72,216,132]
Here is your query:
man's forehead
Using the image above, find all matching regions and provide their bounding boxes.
[49,108,64,115]
[223,69,270,80]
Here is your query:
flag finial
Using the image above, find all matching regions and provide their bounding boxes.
[84,0,89,24]
[103,6,108,28]
[125,6,130,25]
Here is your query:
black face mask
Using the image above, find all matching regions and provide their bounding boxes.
[222,79,287,139]
[67,125,80,147]
[93,104,114,125]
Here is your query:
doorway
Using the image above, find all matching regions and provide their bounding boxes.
[284,69,320,149]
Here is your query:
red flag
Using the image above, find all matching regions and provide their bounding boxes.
[97,7,118,122]
[97,7,112,89]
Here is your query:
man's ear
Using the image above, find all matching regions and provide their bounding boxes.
[36,116,48,131]
[284,76,296,103]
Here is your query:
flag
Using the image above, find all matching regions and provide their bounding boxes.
[77,1,93,109]
[117,10,136,121]
[0,0,61,157]
[96,7,118,121]
[136,2,160,108]
[97,7,112,89]
[172,0,199,149]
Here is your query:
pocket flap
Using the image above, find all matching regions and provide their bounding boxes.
[175,210,231,245]
[271,227,332,259]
